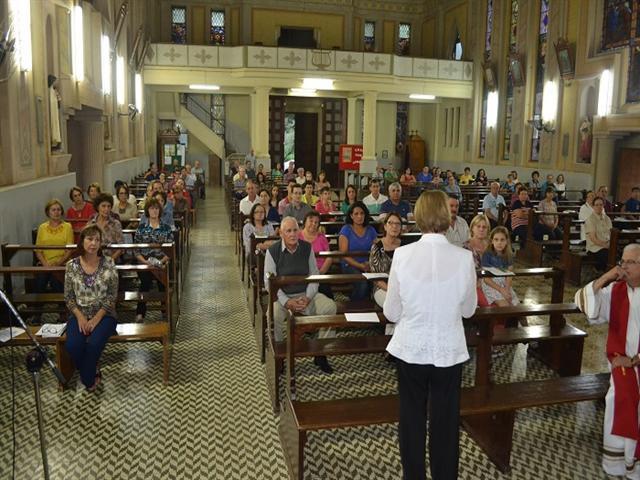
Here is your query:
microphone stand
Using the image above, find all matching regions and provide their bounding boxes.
[1,289,66,480]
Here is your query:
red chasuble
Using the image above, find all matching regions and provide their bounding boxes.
[607,281,640,448]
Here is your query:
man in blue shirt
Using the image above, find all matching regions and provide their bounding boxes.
[624,187,640,213]
[380,182,412,219]
[416,166,432,183]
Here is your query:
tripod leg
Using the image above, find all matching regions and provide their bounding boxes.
[31,369,51,480]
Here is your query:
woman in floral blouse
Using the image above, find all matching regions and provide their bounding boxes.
[134,198,173,321]
[64,224,118,391]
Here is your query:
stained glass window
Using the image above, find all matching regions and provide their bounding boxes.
[212,94,225,136]
[364,21,375,52]
[531,0,550,162]
[397,23,410,56]
[503,0,519,160]
[171,6,187,44]
[211,10,225,45]
[396,102,409,155]
[479,0,494,158]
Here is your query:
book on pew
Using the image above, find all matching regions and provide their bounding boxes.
[345,312,380,323]
[0,327,26,343]
[36,323,67,338]
[484,267,515,277]
[362,272,389,280]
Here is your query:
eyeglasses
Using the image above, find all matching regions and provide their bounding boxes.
[386,221,402,226]
[618,260,640,267]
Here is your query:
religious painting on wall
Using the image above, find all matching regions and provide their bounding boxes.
[627,43,640,103]
[603,0,633,50]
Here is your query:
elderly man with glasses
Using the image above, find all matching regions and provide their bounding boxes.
[576,243,640,479]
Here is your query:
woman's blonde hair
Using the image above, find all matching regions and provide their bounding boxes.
[414,190,450,233]
[486,226,513,263]
[469,214,490,238]
[44,198,64,217]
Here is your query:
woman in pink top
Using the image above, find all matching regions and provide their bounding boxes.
[66,186,95,236]
[300,210,334,298]
[315,186,336,216]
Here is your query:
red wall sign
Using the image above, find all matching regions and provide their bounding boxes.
[338,144,363,171]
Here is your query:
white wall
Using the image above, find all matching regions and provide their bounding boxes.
[376,101,398,168]
[104,155,150,193]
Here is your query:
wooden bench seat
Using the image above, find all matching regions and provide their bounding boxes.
[279,373,609,479]
[4,322,170,386]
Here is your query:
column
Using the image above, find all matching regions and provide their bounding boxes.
[251,86,271,171]
[81,121,105,187]
[346,97,358,144]
[592,133,623,192]
[360,91,377,174]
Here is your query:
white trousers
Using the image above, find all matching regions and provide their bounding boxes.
[272,293,337,342]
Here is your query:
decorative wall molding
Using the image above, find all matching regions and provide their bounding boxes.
[146,44,473,83]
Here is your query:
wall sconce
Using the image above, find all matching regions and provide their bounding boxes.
[10,0,32,71]
[101,35,111,95]
[597,69,613,116]
[529,80,557,133]
[72,5,84,81]
[486,90,498,128]
[116,55,125,105]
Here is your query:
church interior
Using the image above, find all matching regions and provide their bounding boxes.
[1,0,640,478]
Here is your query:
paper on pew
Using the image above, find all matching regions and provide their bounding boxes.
[570,239,584,245]
[484,267,515,277]
[36,323,67,337]
[0,327,26,343]
[345,312,380,323]
[362,272,389,280]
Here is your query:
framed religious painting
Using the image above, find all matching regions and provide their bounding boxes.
[603,0,633,50]
[509,54,525,87]
[627,43,640,103]
[554,38,575,80]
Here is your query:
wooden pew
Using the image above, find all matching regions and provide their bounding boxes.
[607,228,640,270]
[517,210,577,267]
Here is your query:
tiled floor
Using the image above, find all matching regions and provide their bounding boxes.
[0,188,610,479]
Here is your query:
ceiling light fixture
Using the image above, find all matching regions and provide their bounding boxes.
[409,94,435,100]
[189,84,220,91]
[302,78,333,90]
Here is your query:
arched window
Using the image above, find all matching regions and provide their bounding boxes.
[502,0,519,160]
[479,0,494,158]
[530,0,550,162]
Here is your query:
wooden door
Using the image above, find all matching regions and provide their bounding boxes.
[617,148,640,200]
[294,113,318,175]
[269,96,286,168]
[321,99,346,187]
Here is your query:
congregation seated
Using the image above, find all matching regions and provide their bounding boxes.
[445,196,470,248]
[87,193,123,260]
[35,198,75,293]
[134,198,173,321]
[314,171,330,192]
[315,186,336,216]
[459,167,474,185]
[66,186,94,233]
[278,181,296,215]
[64,224,118,391]
[113,184,138,224]
[534,187,563,241]
[233,166,248,188]
[443,175,463,201]
[242,203,275,257]
[510,186,533,247]
[463,214,491,306]
[384,164,399,184]
[339,201,378,301]
[539,174,557,199]
[380,182,412,220]
[340,184,358,214]
[481,226,520,307]
[362,178,388,216]
[369,212,402,312]
[399,168,416,187]
[596,185,614,213]
[258,188,281,223]
[416,166,432,183]
[295,167,307,186]
[299,210,333,298]
[301,182,318,207]
[112,180,138,207]
[87,182,102,203]
[530,170,542,200]
[140,191,175,230]
[579,190,595,241]
[171,179,193,208]
[554,174,567,200]
[501,173,517,194]
[473,168,489,186]
[144,163,159,181]
[282,184,312,222]
[138,183,154,209]
[271,162,283,181]
[585,196,612,271]
[239,180,258,215]
[264,216,337,373]
[283,163,296,183]
[622,186,640,213]
[171,186,190,217]
[482,181,508,228]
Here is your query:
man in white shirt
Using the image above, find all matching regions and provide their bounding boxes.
[575,244,640,479]
[482,181,507,228]
[362,179,388,216]
[239,180,259,215]
[445,196,470,247]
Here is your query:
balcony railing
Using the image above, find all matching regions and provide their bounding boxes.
[145,44,473,82]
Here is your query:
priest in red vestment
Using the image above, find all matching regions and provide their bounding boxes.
[576,243,640,479]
